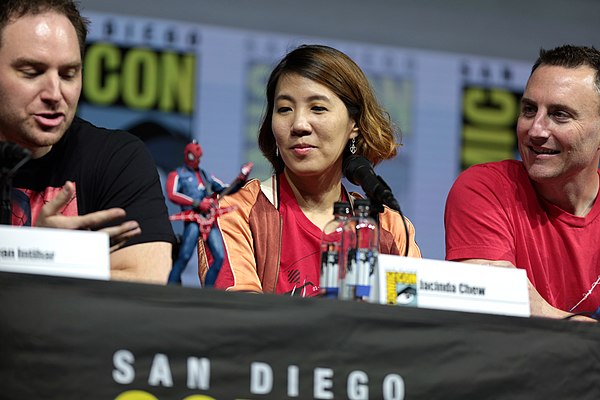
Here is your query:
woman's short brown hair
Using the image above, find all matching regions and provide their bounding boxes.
[258,44,400,174]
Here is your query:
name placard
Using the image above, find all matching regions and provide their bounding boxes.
[0,225,109,280]
[372,255,530,317]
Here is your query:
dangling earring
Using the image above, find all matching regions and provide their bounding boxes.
[349,138,357,155]
[276,146,279,158]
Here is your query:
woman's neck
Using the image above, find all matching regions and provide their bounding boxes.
[283,169,343,229]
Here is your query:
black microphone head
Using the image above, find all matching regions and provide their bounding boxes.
[342,155,372,186]
[0,141,31,169]
[343,154,402,212]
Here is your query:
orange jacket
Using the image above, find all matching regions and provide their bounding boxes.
[198,176,421,292]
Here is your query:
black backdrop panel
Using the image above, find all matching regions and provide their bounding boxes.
[1,271,599,399]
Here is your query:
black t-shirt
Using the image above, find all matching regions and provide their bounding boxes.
[12,117,175,247]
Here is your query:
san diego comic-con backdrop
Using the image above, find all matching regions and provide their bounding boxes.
[78,12,530,284]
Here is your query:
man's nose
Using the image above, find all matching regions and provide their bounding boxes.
[527,112,551,139]
[40,73,62,103]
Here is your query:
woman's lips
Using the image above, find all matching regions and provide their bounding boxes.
[290,144,315,155]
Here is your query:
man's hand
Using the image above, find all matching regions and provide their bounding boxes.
[102,221,142,252]
[35,181,141,252]
[460,259,596,322]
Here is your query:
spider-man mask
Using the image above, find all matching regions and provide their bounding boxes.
[184,141,203,169]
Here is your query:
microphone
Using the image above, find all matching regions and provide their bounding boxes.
[342,155,400,212]
[0,141,31,175]
[1,141,31,225]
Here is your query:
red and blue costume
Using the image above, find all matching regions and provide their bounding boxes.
[165,141,226,285]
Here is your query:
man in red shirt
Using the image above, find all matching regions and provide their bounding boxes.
[445,45,600,320]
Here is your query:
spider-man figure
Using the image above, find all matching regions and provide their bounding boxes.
[165,140,227,286]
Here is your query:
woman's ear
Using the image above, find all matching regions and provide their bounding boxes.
[349,123,359,139]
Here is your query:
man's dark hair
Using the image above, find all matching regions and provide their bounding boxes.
[0,0,89,58]
[532,45,600,97]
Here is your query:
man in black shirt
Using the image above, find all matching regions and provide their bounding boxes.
[0,0,175,283]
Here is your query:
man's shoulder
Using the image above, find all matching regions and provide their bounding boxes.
[448,160,531,205]
[64,117,154,175]
[68,117,140,146]
[460,159,526,182]
[465,159,523,173]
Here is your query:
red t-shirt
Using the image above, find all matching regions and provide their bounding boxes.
[276,175,323,296]
[445,160,600,313]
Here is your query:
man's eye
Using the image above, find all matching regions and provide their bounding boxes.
[20,69,40,78]
[520,105,536,116]
[552,111,571,121]
[61,71,77,80]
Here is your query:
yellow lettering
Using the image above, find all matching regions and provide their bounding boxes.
[463,88,517,126]
[374,76,412,132]
[159,52,195,114]
[462,126,516,166]
[122,49,158,109]
[83,43,121,105]
[244,63,272,180]
[247,64,270,100]
[461,87,520,169]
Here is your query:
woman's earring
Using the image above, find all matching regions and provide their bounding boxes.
[349,138,357,155]
[276,147,279,158]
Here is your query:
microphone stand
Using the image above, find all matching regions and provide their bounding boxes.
[0,170,11,225]
[367,196,384,251]
[364,175,410,257]
[367,196,384,226]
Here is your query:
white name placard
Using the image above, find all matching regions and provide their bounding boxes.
[372,255,530,317]
[0,225,110,280]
